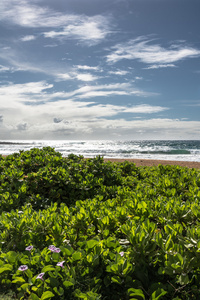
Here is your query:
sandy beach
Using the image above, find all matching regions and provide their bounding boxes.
[1,154,200,169]
[104,158,200,169]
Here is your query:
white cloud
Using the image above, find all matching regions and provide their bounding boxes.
[4,81,155,105]
[75,73,99,82]
[144,64,176,69]
[123,104,168,114]
[2,116,200,140]
[0,0,111,45]
[68,82,157,99]
[0,0,76,27]
[0,65,10,72]
[56,73,72,81]
[43,44,58,48]
[75,65,100,71]
[43,15,111,45]
[109,70,129,76]
[56,71,99,82]
[0,81,53,98]
[0,80,164,124]
[0,81,199,139]
[20,35,36,42]
[0,81,157,107]
[107,37,200,66]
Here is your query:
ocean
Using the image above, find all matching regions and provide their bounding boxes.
[0,140,200,162]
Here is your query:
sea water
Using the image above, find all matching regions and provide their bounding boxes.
[0,140,200,162]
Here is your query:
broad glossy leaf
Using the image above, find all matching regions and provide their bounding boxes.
[63,281,74,288]
[0,264,13,273]
[42,265,55,272]
[128,288,145,299]
[12,276,26,283]
[30,293,40,300]
[111,275,122,284]
[151,288,167,300]
[86,239,99,249]
[41,291,55,300]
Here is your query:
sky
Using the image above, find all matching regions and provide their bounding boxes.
[0,0,200,140]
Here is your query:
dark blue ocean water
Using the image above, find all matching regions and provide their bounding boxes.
[0,140,200,161]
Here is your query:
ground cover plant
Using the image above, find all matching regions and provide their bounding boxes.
[0,147,200,299]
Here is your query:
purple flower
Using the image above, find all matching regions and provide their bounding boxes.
[56,261,65,268]
[54,247,61,253]
[119,251,124,257]
[18,265,28,271]
[25,245,33,252]
[48,245,61,253]
[36,272,45,280]
[48,245,56,251]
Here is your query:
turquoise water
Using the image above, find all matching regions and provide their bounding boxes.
[0,140,200,162]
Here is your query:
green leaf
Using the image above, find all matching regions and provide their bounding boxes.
[41,291,55,300]
[128,288,145,299]
[72,251,82,261]
[5,251,18,263]
[86,239,99,249]
[30,293,40,300]
[20,283,30,291]
[178,273,190,285]
[165,234,172,251]
[61,245,73,256]
[42,265,55,272]
[47,277,59,288]
[111,276,122,284]
[176,253,183,266]
[63,281,74,288]
[52,252,60,261]
[53,286,64,296]
[101,216,109,225]
[0,264,13,273]
[109,263,119,273]
[151,288,167,300]
[12,276,26,283]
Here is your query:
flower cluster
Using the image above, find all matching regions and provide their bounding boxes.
[48,245,61,253]
[20,245,65,283]
[21,244,123,282]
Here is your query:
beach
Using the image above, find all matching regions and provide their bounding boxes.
[2,154,200,169]
[104,158,200,169]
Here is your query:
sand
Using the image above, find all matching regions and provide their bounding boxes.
[103,158,200,169]
[1,154,200,169]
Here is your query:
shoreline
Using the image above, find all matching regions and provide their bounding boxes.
[1,154,200,169]
[103,158,200,169]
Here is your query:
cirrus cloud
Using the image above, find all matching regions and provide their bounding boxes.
[0,0,112,45]
[106,36,200,66]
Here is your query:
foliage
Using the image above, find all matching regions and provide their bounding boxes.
[0,147,200,299]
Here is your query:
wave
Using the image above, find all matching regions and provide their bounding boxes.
[0,141,32,145]
[0,140,199,161]
[119,149,191,155]
[139,150,191,155]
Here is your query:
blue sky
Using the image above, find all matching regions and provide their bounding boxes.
[0,0,200,140]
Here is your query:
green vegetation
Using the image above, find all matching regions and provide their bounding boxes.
[0,147,200,299]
